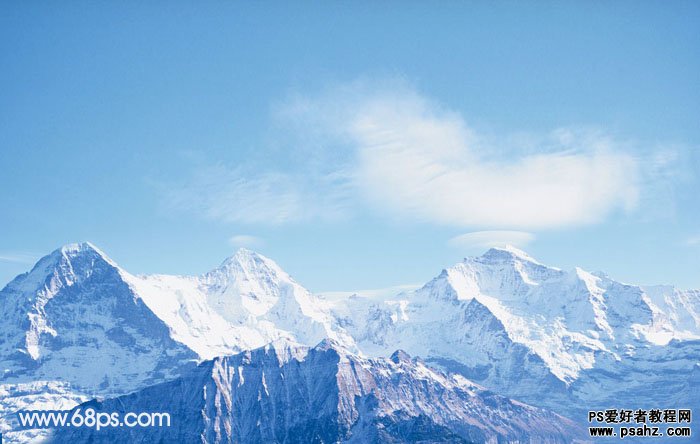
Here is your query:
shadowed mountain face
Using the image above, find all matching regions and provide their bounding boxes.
[0,243,197,392]
[50,341,584,444]
[0,244,198,442]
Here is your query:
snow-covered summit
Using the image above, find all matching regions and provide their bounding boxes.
[50,241,120,276]
[122,246,356,360]
[202,248,300,317]
[349,246,699,377]
[328,246,699,424]
[478,245,543,265]
[5,242,117,296]
[211,248,284,283]
[58,241,106,257]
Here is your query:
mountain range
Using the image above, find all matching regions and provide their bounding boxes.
[1,242,698,443]
[51,339,584,443]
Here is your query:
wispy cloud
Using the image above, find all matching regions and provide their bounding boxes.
[686,235,700,246]
[448,231,535,250]
[229,234,264,248]
[164,80,678,230]
[164,164,352,225]
[0,252,38,264]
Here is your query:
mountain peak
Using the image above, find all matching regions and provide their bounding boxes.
[390,349,412,364]
[1,242,122,300]
[59,241,98,254]
[57,241,115,265]
[219,248,276,270]
[7,242,118,290]
[231,247,259,258]
[211,248,291,287]
[480,245,541,264]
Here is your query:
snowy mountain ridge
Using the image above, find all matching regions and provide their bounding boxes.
[330,244,699,381]
[438,246,698,379]
[1,242,698,442]
[121,247,356,360]
[327,245,699,420]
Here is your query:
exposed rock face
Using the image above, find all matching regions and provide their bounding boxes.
[0,243,196,392]
[50,341,583,444]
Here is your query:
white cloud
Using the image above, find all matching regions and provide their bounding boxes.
[229,234,263,248]
[334,87,640,229]
[166,81,666,230]
[448,231,535,250]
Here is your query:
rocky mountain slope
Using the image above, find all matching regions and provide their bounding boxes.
[50,340,584,444]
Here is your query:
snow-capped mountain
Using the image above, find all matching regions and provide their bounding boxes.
[330,245,700,419]
[50,340,584,444]
[0,243,355,442]
[0,243,197,390]
[0,243,198,442]
[123,247,355,359]
[1,242,698,442]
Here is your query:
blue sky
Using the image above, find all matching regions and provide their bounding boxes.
[1,1,699,291]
